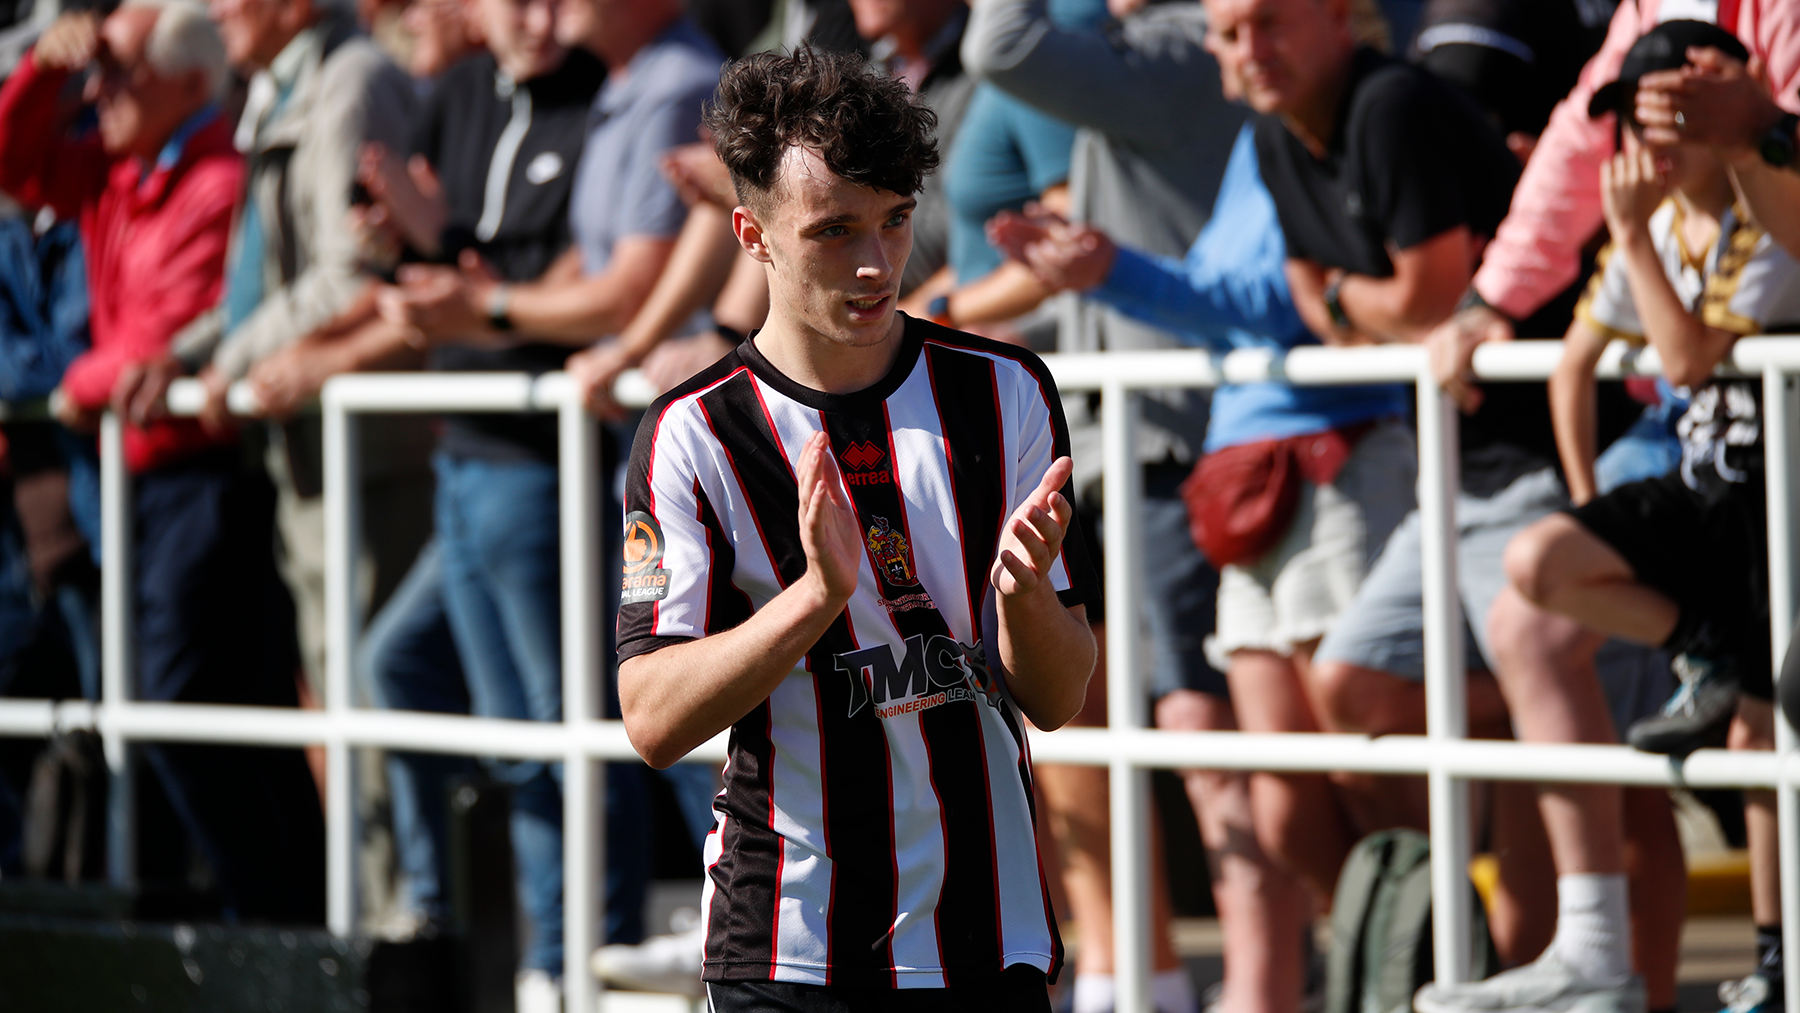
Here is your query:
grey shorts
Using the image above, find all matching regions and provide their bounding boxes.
[1208,420,1417,669]
[1313,465,1672,735]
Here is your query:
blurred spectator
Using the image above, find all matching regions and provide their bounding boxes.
[0,0,324,922]
[398,0,475,77]
[359,0,604,990]
[964,2,1261,1011]
[683,0,772,55]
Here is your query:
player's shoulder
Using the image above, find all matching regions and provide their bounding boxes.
[906,314,1060,393]
[631,344,755,460]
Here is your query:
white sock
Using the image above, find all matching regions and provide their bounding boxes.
[1550,873,1632,984]
[1153,968,1198,1013]
[1073,973,1116,1013]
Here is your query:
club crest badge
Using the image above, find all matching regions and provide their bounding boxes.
[621,511,671,604]
[864,515,918,586]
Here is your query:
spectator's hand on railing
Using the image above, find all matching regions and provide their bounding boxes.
[111,354,187,428]
[567,339,636,420]
[1635,48,1781,164]
[1426,305,1512,414]
[195,365,232,434]
[660,141,737,210]
[32,11,99,72]
[987,206,1116,293]
[358,143,446,258]
[49,384,99,434]
[247,339,330,421]
[640,329,736,393]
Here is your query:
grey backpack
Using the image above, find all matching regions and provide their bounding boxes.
[1324,829,1498,1013]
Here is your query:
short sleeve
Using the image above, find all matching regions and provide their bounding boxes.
[611,87,712,242]
[1704,228,1800,336]
[1574,241,1645,344]
[1360,78,1476,252]
[617,404,717,661]
[1006,356,1100,610]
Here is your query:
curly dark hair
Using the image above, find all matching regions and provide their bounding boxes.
[706,47,940,213]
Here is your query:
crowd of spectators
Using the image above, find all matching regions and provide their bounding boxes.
[0,0,1797,1011]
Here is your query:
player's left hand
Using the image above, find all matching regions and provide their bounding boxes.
[992,456,1074,598]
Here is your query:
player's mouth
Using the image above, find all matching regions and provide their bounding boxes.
[845,294,892,321]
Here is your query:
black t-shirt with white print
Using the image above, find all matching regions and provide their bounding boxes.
[619,315,1099,990]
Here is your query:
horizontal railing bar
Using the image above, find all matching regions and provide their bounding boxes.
[0,697,1778,788]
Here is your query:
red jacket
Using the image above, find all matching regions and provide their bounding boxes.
[0,52,242,473]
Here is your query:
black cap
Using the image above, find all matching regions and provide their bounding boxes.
[1587,19,1750,119]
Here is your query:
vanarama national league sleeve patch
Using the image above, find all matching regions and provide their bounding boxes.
[621,510,673,604]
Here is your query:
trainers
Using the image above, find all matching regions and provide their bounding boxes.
[1625,654,1738,756]
[1413,951,1645,1013]
[591,922,706,998]
[1720,972,1784,1013]
[515,969,563,1013]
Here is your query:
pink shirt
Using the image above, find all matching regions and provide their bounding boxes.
[1474,0,1800,320]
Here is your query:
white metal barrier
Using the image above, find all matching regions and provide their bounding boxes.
[0,338,1794,1013]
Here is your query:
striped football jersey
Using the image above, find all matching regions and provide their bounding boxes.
[619,315,1099,989]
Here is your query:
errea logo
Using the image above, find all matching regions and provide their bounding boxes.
[839,441,891,486]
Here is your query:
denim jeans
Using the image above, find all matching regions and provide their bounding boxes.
[430,453,653,972]
[1595,397,1685,495]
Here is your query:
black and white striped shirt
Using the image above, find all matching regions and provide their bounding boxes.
[619,316,1099,989]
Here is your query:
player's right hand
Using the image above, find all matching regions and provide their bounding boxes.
[795,431,861,608]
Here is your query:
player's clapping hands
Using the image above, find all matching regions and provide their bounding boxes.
[796,432,863,607]
[991,456,1075,599]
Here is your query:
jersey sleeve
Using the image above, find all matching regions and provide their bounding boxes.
[1573,240,1646,344]
[1703,227,1800,336]
[617,402,719,662]
[1008,356,1101,611]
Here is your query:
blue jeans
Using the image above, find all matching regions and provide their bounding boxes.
[432,453,652,972]
[1595,398,1685,495]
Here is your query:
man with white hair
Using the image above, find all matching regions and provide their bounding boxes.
[0,0,328,923]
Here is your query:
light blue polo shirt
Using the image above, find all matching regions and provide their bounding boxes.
[568,18,724,276]
[1094,123,1409,452]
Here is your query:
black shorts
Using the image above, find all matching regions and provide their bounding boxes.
[1567,471,1772,698]
[705,965,1051,1013]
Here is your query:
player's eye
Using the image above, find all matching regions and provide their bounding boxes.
[885,212,909,228]
[819,224,849,237]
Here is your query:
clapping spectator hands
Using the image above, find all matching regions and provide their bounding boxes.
[567,338,635,420]
[376,249,511,348]
[1635,47,1783,161]
[358,142,447,258]
[660,140,737,209]
[987,204,1118,293]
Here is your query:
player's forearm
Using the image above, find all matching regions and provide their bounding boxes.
[619,571,845,768]
[996,595,1093,731]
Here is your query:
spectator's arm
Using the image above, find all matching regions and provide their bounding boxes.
[1470,0,1643,319]
[212,55,417,379]
[1329,226,1477,343]
[1548,318,1613,506]
[494,236,679,343]
[1096,243,1296,345]
[962,0,1215,145]
[59,170,237,408]
[0,50,109,220]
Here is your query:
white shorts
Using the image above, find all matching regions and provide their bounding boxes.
[1206,420,1417,670]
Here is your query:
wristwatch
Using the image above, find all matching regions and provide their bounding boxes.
[1759,112,1800,170]
[1322,276,1351,330]
[486,284,514,332]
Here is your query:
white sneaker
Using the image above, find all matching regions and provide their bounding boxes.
[1413,952,1645,1013]
[516,968,564,1013]
[591,923,707,998]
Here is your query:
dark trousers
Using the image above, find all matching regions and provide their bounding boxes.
[134,451,324,924]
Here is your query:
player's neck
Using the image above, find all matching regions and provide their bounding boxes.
[754,311,907,395]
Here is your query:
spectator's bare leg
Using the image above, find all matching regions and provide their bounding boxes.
[1035,621,1186,997]
[1732,699,1780,928]
[1623,787,1684,1010]
[1225,647,1357,898]
[1505,515,1677,645]
[1158,689,1310,1013]
[1490,778,1556,967]
[1307,658,1429,835]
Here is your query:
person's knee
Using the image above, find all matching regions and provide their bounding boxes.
[1502,519,1563,606]
[1310,660,1417,735]
[1730,697,1776,751]
[1154,688,1233,732]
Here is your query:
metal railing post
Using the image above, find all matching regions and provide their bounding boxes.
[322,385,363,937]
[1761,367,1800,1013]
[99,411,135,887]
[557,391,607,1013]
[1101,382,1153,1013]
[1416,375,1471,984]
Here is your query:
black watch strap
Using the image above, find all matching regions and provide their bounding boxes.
[1323,277,1351,330]
[1761,111,1800,170]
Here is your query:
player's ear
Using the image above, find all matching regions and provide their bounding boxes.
[733,205,773,264]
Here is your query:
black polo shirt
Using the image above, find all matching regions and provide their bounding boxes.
[412,49,606,463]
[1254,48,1559,495]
